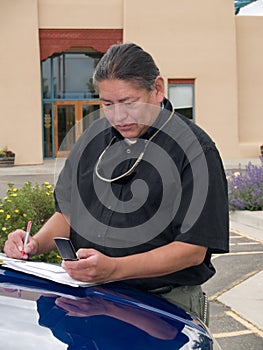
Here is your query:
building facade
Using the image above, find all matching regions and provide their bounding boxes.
[1,0,262,165]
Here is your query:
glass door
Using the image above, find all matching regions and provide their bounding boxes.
[81,101,101,132]
[54,101,102,157]
[54,101,76,157]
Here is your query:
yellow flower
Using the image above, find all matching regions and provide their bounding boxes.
[44,182,50,185]
[46,185,52,189]
[12,188,18,192]
[46,192,51,196]
[0,209,4,213]
[11,193,17,197]
[6,214,11,220]
[1,227,7,231]
[7,199,12,202]
[14,209,20,213]
[23,213,27,217]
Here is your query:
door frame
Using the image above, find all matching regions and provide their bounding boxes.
[54,100,102,157]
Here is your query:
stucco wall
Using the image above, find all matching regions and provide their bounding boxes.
[123,0,240,158]
[0,0,42,165]
[1,0,262,165]
[38,0,123,28]
[236,16,263,157]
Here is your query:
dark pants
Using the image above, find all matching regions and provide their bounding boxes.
[153,285,209,326]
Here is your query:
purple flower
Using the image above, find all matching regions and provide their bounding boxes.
[227,157,263,211]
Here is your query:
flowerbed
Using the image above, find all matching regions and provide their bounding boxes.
[0,182,60,263]
[227,157,263,211]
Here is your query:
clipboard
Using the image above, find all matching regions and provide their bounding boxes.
[0,253,94,288]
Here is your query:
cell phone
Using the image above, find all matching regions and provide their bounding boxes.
[54,237,79,261]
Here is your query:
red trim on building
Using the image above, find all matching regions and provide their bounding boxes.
[168,79,195,84]
[39,29,123,60]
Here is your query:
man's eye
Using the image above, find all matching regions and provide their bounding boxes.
[103,104,114,110]
[125,102,138,109]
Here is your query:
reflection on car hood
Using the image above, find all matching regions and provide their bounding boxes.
[0,268,213,350]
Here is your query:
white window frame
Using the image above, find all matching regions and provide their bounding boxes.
[168,79,195,121]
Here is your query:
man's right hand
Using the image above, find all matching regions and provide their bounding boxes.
[4,229,38,259]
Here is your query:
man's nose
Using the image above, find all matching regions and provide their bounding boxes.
[112,103,128,123]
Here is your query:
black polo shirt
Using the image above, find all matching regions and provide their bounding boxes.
[55,98,229,291]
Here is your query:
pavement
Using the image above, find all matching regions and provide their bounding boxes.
[223,210,263,331]
[0,157,262,333]
[0,158,66,178]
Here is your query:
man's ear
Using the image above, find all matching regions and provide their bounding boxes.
[154,76,165,103]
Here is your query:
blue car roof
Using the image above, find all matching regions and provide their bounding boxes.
[0,267,213,350]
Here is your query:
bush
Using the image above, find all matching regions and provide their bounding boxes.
[0,181,60,263]
[227,158,263,211]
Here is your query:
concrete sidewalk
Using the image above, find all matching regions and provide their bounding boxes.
[222,157,262,172]
[0,157,262,331]
[227,211,263,331]
[0,158,66,177]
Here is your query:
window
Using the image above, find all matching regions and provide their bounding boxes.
[168,79,195,121]
[41,51,103,100]
[41,50,103,158]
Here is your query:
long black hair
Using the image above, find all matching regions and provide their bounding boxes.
[93,42,160,91]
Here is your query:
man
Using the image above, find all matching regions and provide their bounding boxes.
[4,43,229,324]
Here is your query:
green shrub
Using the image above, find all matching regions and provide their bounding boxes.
[0,182,61,263]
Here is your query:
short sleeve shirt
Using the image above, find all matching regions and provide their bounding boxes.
[54,98,229,291]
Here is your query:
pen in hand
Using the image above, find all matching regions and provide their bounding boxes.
[21,221,32,257]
